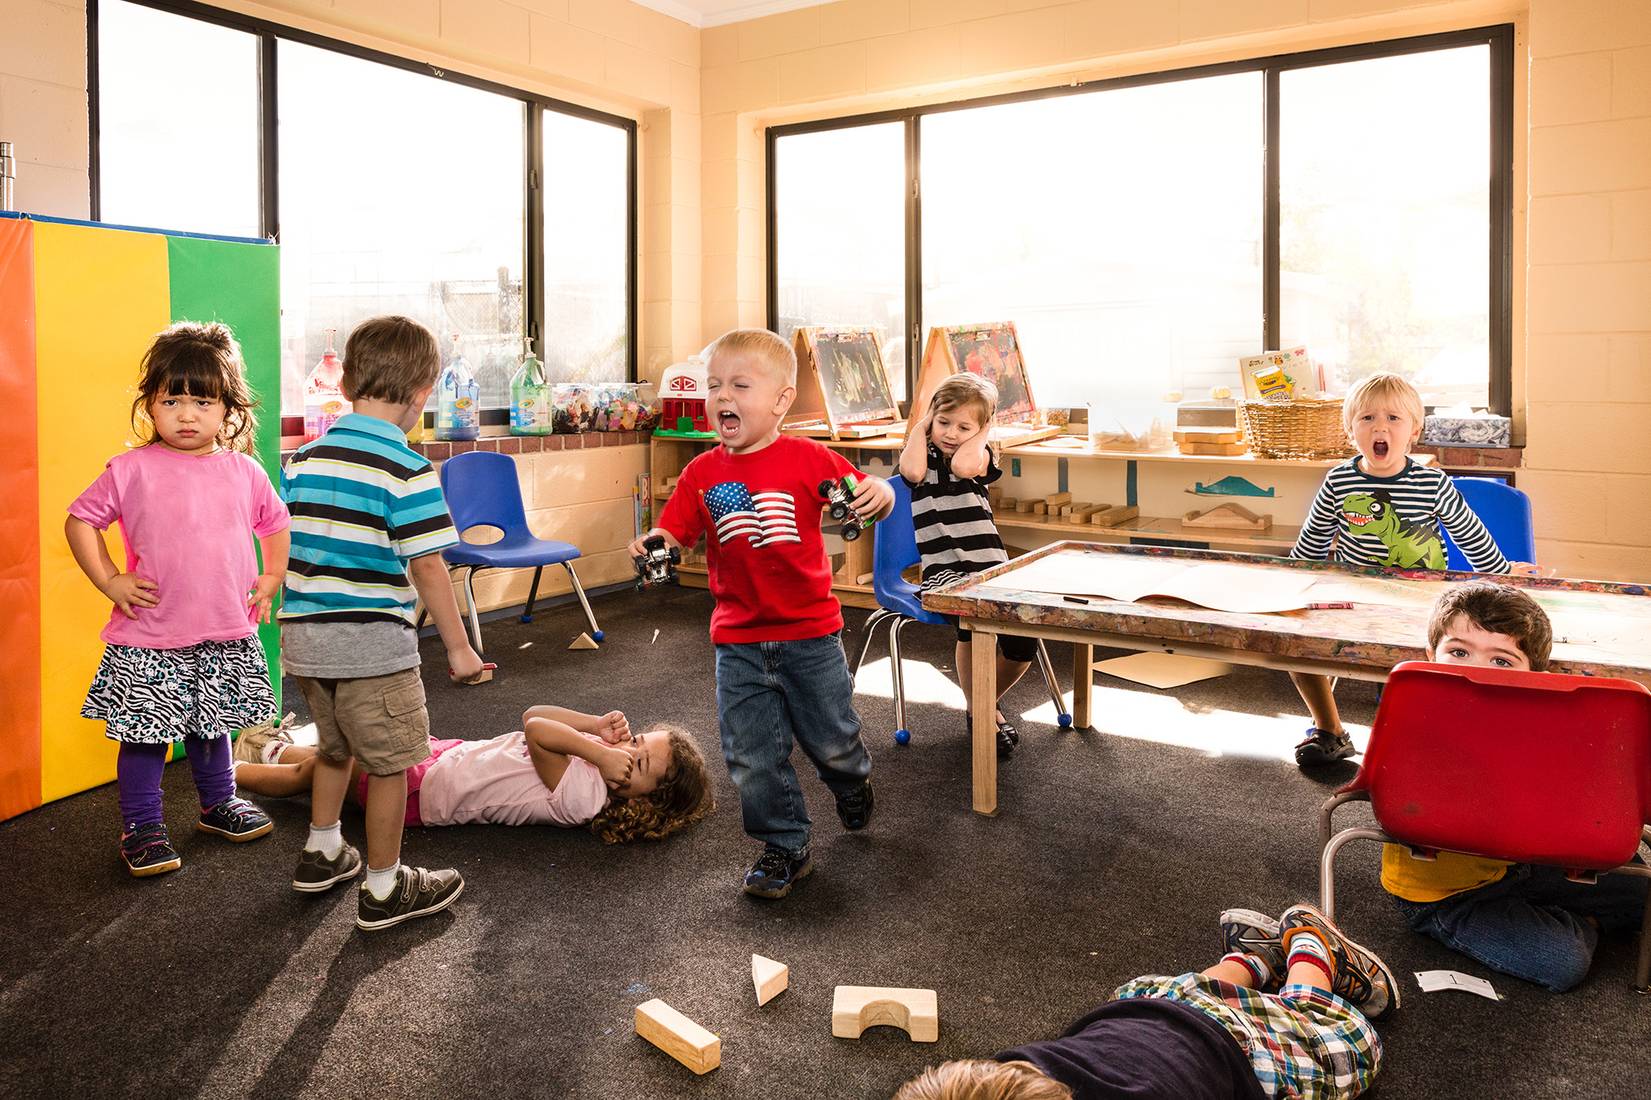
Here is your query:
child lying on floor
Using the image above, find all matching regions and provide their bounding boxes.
[234,706,714,843]
[895,901,1394,1100]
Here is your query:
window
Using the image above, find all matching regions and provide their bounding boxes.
[93,0,635,420]
[1281,46,1492,407]
[772,122,908,396]
[95,1,260,237]
[768,28,1511,414]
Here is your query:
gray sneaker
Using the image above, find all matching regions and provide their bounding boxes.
[1219,907,1286,987]
[291,842,362,893]
[356,866,465,931]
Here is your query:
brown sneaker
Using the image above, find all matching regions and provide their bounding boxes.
[291,842,362,893]
[356,866,465,931]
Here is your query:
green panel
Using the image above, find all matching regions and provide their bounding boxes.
[166,236,283,712]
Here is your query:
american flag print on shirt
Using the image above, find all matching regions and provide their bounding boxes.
[704,481,800,547]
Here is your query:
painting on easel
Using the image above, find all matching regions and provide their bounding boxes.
[785,327,902,440]
[909,322,1059,447]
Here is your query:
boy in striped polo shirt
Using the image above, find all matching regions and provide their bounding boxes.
[1288,372,1520,769]
[280,316,485,931]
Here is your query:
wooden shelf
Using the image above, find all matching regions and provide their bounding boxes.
[993,511,1301,552]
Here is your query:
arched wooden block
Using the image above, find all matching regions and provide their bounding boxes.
[831,986,939,1043]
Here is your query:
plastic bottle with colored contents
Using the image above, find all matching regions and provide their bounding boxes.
[509,338,553,436]
[435,332,480,441]
[301,329,351,443]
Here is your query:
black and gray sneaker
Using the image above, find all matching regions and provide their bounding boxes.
[197,796,274,841]
[1219,907,1286,987]
[120,822,182,877]
[1279,902,1399,1018]
[356,866,465,931]
[291,842,363,893]
[835,780,875,831]
[743,847,813,899]
[1294,727,1355,768]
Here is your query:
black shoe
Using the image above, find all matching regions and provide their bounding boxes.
[1294,727,1354,767]
[996,719,1021,760]
[120,822,182,877]
[356,866,465,931]
[197,796,274,841]
[291,842,362,893]
[743,847,813,899]
[835,780,875,831]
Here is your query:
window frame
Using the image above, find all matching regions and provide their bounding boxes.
[88,0,638,431]
[767,25,1514,415]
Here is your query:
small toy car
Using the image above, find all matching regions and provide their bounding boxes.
[633,534,681,590]
[818,475,876,542]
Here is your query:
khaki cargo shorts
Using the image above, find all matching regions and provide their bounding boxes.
[292,667,431,775]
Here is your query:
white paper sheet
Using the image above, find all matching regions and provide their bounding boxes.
[978,552,1319,614]
[1414,970,1501,1000]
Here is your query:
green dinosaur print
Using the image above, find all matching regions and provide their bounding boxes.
[1341,491,1445,569]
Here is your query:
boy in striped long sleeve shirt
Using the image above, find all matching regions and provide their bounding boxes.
[280,316,485,932]
[1289,372,1518,769]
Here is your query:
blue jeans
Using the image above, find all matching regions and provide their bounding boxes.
[714,633,873,857]
[1395,863,1649,992]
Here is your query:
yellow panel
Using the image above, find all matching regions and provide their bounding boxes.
[34,222,170,802]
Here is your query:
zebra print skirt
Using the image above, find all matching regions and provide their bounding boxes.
[81,638,276,744]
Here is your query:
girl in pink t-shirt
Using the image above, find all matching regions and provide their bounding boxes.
[234,706,715,843]
[65,322,291,878]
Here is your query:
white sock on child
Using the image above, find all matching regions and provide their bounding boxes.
[305,821,343,859]
[364,861,401,901]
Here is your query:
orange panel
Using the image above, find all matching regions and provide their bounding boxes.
[0,218,42,820]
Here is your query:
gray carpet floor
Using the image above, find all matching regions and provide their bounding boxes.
[2,585,1646,1099]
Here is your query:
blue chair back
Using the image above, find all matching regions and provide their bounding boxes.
[874,476,946,625]
[1443,476,1535,571]
[438,451,529,537]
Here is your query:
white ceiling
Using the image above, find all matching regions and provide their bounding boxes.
[633,0,837,29]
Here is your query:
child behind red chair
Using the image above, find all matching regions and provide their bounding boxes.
[1383,580,1649,992]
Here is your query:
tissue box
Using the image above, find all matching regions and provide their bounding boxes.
[1423,413,1511,447]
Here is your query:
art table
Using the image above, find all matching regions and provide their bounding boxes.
[922,541,1651,815]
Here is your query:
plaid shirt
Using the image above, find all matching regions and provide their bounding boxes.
[1113,973,1381,1100]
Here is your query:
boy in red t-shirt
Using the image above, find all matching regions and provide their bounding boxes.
[630,329,893,897]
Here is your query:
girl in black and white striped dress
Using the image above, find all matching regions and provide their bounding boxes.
[897,373,1036,760]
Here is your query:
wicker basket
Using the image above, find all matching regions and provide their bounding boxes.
[1240,398,1353,460]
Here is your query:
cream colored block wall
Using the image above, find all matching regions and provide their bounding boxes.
[700,0,1651,582]
[0,0,90,218]
[437,444,648,622]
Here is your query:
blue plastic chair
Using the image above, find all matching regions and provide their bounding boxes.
[852,475,1070,745]
[427,451,602,655]
[1442,477,1535,571]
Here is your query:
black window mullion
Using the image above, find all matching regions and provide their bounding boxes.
[905,114,922,403]
[87,0,101,221]
[1263,66,1280,353]
[259,32,278,241]
[1488,25,1513,417]
[526,106,543,356]
[625,120,638,383]
[765,125,779,335]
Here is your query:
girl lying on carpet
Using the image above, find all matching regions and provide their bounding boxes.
[233,706,714,843]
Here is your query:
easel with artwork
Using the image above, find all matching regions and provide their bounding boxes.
[909,322,1062,448]
[783,327,903,440]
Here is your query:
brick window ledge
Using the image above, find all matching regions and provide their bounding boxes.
[281,430,651,461]
[1411,443,1523,469]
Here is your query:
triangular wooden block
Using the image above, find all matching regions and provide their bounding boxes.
[568,632,600,650]
[752,953,788,1007]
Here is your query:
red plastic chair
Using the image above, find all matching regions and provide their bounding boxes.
[1317,661,1651,992]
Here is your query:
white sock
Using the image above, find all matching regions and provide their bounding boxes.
[261,741,286,764]
[305,821,342,859]
[364,861,401,901]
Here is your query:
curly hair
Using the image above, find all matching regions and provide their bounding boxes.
[589,725,715,844]
[131,321,260,453]
[895,1059,1071,1100]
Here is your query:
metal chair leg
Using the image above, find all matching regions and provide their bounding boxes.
[561,562,604,642]
[461,567,485,655]
[853,609,893,677]
[521,566,543,624]
[889,617,911,745]
[1320,826,1387,920]
[1034,640,1072,729]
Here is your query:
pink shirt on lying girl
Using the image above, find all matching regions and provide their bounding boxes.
[68,446,290,650]
[416,730,610,827]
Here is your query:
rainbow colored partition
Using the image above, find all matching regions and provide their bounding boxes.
[0,213,280,822]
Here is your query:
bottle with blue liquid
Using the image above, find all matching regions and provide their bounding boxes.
[435,331,480,442]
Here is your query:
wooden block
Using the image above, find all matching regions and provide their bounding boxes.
[1031,502,1046,515]
[1173,427,1242,445]
[1181,502,1273,532]
[1042,491,1072,509]
[1090,505,1139,528]
[1057,504,1074,518]
[1178,441,1248,456]
[1067,503,1103,520]
[1014,499,1036,513]
[635,998,721,1075]
[996,496,1017,512]
[832,986,939,1043]
[752,954,789,1007]
[568,632,600,650]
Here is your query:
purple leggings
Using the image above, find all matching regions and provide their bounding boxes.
[116,736,236,831]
